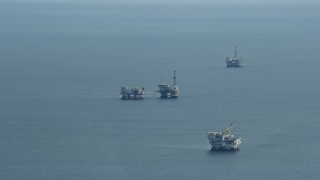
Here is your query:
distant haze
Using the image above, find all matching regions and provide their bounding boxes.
[2,0,320,4]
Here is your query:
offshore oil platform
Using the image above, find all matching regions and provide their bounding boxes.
[226,47,243,67]
[158,71,179,98]
[120,86,145,99]
[207,122,241,151]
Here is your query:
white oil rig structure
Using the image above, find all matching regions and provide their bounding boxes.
[207,122,241,151]
[226,47,243,67]
[158,70,179,98]
[120,86,145,99]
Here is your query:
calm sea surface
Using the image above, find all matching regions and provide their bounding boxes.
[1,2,320,179]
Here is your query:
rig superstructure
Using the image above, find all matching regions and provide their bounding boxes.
[120,86,145,99]
[158,71,179,98]
[207,123,241,151]
[226,47,243,67]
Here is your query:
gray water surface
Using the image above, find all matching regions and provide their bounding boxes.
[1,2,320,179]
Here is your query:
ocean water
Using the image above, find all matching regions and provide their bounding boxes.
[1,2,320,179]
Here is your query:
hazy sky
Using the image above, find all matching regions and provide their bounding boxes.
[3,0,319,3]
